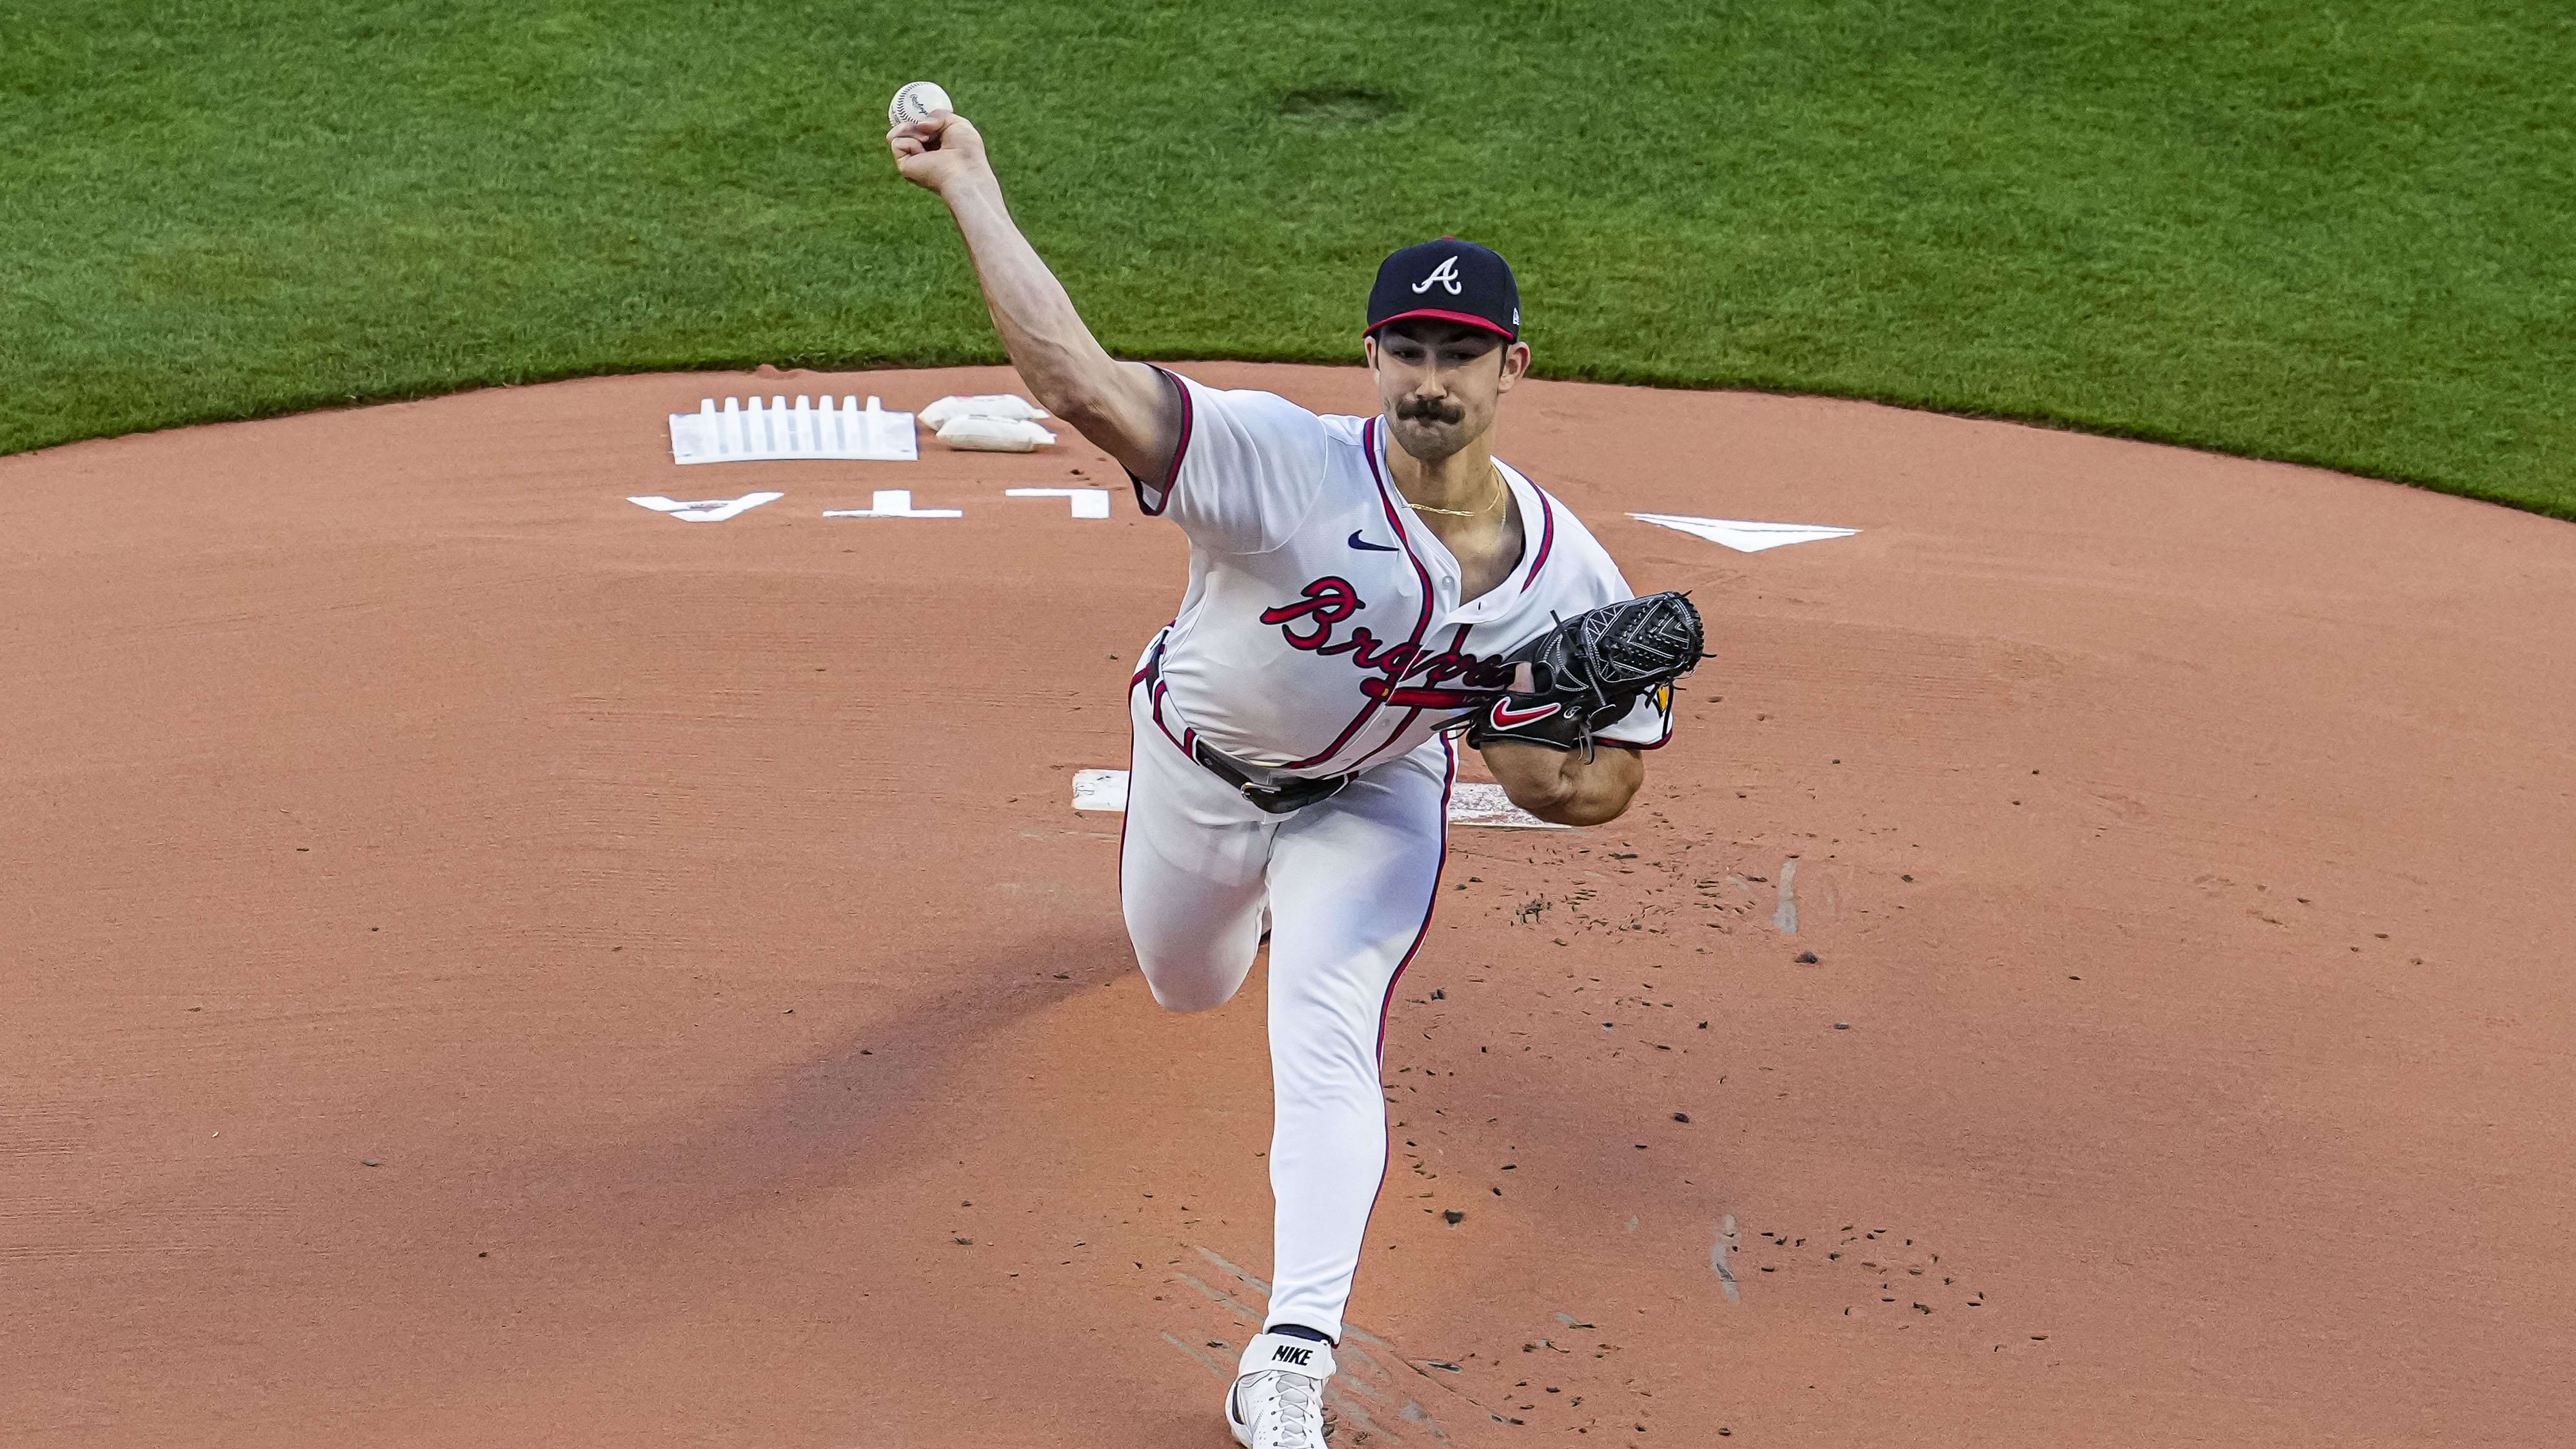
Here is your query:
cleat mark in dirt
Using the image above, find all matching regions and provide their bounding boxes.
[1194,1243,1273,1294]
[1176,1271,1265,1323]
[1162,1332,1231,1381]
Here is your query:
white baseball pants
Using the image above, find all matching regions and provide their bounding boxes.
[1120,670,1454,1341]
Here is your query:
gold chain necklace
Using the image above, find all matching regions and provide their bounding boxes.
[1404,461,1508,519]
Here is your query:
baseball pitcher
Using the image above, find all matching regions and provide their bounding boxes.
[891,104,1700,1449]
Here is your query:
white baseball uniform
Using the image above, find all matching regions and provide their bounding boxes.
[1120,366,1668,1342]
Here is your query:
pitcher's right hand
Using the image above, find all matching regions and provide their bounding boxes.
[889,111,994,199]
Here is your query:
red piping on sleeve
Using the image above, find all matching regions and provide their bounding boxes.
[1128,366,1193,517]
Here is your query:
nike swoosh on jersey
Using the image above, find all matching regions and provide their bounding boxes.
[1489,699,1560,727]
[1346,530,1400,552]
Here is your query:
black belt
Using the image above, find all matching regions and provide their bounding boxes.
[1145,646,1356,815]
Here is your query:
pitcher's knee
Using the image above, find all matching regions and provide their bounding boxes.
[1145,973,1235,1014]
[1134,948,1247,1014]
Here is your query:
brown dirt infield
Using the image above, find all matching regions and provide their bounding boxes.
[5,363,2571,1447]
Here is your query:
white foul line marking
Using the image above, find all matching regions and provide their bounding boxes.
[1772,857,1799,935]
[822,490,962,519]
[1006,486,1112,519]
[1630,513,1858,553]
[626,492,784,523]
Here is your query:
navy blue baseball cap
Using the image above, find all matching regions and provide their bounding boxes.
[1365,238,1520,342]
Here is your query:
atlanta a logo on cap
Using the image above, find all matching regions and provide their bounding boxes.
[1410,256,1464,295]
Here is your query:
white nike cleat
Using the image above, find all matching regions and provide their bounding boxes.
[1227,1330,1334,1448]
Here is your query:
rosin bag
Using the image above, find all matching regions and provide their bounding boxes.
[917,393,1052,428]
[935,414,1059,452]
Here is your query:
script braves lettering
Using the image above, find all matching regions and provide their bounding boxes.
[1258,576,1515,710]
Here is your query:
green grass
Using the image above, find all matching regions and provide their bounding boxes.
[3,1,2571,518]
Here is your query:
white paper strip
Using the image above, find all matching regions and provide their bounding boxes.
[1006,487,1111,519]
[1069,770,1565,828]
[1630,513,1858,553]
[670,395,917,463]
[626,491,784,522]
[822,490,962,519]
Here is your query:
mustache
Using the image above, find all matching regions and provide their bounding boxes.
[1396,396,1464,425]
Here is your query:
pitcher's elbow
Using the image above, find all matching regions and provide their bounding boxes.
[1543,795,1630,827]
[1503,779,1613,828]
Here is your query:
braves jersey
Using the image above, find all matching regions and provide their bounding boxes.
[1132,368,1673,777]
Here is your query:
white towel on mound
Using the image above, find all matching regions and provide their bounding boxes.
[936,415,1058,452]
[918,393,1052,428]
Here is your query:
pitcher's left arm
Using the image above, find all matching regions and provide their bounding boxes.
[1480,741,1643,826]
[1466,591,1705,825]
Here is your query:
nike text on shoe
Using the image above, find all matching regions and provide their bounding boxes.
[1227,1330,1335,1448]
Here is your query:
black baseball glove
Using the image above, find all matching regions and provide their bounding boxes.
[1464,592,1706,755]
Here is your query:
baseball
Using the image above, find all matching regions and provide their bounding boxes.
[888,81,953,129]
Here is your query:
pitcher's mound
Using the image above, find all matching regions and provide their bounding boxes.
[6,364,2570,1446]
